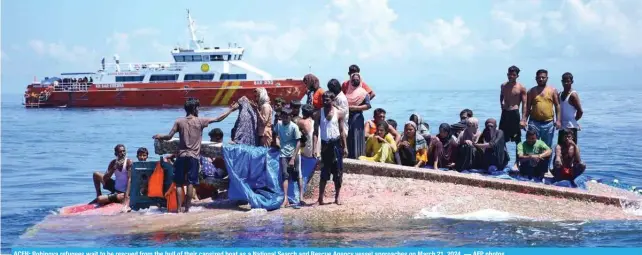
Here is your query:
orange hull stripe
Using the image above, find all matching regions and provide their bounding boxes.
[219,81,240,105]
[210,81,230,105]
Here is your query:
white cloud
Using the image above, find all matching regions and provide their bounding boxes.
[329,0,408,60]
[221,21,277,32]
[29,40,95,63]
[106,27,160,54]
[414,17,475,57]
[489,0,642,56]
[564,0,642,56]
[243,28,306,62]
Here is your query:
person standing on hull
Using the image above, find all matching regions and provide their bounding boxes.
[313,91,348,205]
[499,65,527,170]
[342,64,376,100]
[304,74,324,156]
[91,144,132,212]
[153,98,236,213]
[558,72,583,145]
[345,73,372,159]
[253,88,274,147]
[327,79,349,139]
[274,108,303,208]
[525,69,561,150]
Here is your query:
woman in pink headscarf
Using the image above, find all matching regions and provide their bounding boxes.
[345,73,371,159]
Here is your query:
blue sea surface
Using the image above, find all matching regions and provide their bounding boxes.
[2,87,642,250]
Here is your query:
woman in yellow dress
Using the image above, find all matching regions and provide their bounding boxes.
[359,120,397,163]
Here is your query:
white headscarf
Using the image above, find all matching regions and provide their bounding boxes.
[255,88,270,106]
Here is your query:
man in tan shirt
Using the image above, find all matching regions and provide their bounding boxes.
[153,98,235,213]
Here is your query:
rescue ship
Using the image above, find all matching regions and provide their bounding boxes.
[24,10,307,108]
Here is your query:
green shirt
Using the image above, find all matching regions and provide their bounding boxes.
[517,140,550,155]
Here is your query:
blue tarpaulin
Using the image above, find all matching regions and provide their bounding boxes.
[223,144,318,211]
[287,155,318,205]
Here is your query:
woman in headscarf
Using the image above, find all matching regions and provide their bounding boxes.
[436,123,458,169]
[398,121,428,167]
[455,117,482,171]
[359,120,397,163]
[304,74,324,110]
[345,73,371,159]
[253,88,273,147]
[472,118,509,172]
[410,113,430,140]
[230,96,259,146]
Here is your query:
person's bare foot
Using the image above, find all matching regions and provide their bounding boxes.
[335,199,342,205]
[281,201,290,208]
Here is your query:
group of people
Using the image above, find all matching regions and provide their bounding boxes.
[91,64,588,214]
[352,66,586,186]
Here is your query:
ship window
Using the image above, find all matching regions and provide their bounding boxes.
[150,74,179,82]
[238,54,243,60]
[227,55,231,61]
[184,55,193,62]
[115,75,145,82]
[202,55,210,61]
[220,73,247,80]
[174,56,185,62]
[211,55,224,61]
[184,74,215,81]
[193,55,202,62]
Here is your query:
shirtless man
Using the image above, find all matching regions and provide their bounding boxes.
[552,129,586,185]
[499,66,527,170]
[92,144,133,212]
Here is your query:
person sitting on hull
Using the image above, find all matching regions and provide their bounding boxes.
[137,147,148,162]
[196,128,228,200]
[552,129,586,186]
[91,144,133,212]
[364,108,401,144]
[473,118,510,172]
[516,129,553,181]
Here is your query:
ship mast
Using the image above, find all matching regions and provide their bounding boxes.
[187,9,202,50]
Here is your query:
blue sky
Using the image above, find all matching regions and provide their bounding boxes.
[1,0,641,94]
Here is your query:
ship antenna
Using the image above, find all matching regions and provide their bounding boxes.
[187,9,201,50]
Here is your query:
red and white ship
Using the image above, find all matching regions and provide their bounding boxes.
[24,10,306,108]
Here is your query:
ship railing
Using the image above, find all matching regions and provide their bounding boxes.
[102,62,187,72]
[53,83,90,92]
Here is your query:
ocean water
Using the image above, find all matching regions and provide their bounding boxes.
[2,87,642,251]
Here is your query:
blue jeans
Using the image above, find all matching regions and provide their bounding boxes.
[528,120,555,149]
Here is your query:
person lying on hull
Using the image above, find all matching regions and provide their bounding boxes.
[91,144,133,212]
[552,129,586,186]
